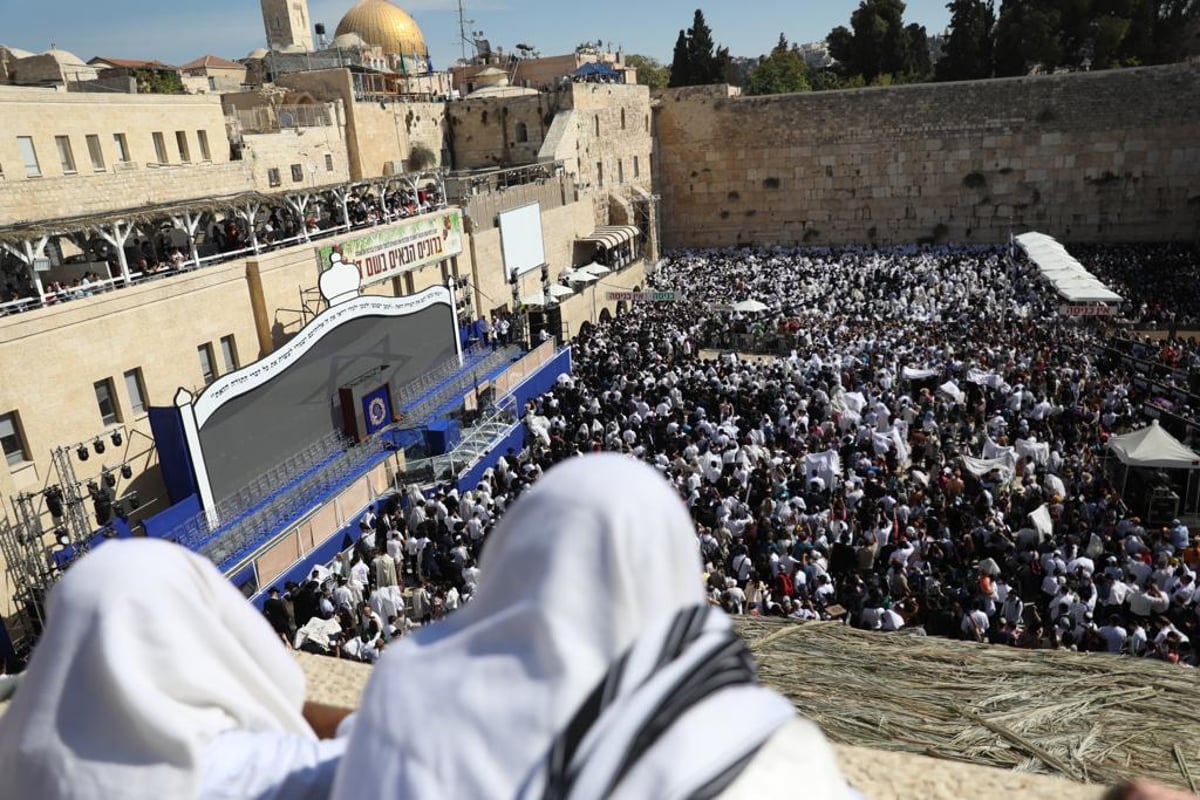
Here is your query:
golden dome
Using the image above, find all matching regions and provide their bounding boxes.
[335,0,427,56]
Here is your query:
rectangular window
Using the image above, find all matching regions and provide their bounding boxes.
[617,159,624,184]
[219,335,239,373]
[86,134,105,171]
[325,153,334,172]
[123,368,148,416]
[55,135,76,174]
[596,162,603,188]
[176,131,190,163]
[197,130,211,161]
[0,411,30,467]
[207,76,217,90]
[113,133,131,163]
[633,155,640,178]
[152,131,168,164]
[267,167,281,187]
[17,136,40,177]
[291,163,304,183]
[94,378,121,426]
[198,344,216,385]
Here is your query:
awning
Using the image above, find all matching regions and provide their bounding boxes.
[566,270,598,284]
[520,293,548,307]
[578,225,640,250]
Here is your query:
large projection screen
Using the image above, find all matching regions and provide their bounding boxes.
[499,202,547,278]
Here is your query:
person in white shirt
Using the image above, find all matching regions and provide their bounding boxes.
[331,454,854,800]
[1097,615,1128,653]
[0,540,351,800]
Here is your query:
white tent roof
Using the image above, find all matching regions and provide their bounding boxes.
[1015,231,1123,304]
[1107,420,1200,469]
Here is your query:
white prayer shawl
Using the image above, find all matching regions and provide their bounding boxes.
[1028,504,1055,541]
[1016,438,1050,466]
[803,450,842,491]
[0,539,314,800]
[1044,473,1067,499]
[961,454,1016,484]
[369,585,405,622]
[937,380,966,405]
[983,436,1015,463]
[966,369,1004,389]
[332,455,819,800]
[840,391,866,415]
[902,366,939,380]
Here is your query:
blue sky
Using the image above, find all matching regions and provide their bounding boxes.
[4,0,955,67]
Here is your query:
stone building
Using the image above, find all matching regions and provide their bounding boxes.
[181,56,249,94]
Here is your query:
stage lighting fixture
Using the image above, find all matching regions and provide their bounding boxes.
[102,468,117,489]
[56,529,71,547]
[76,445,89,462]
[86,481,100,498]
[111,430,123,447]
[93,437,106,456]
[121,464,133,480]
[128,492,141,511]
[43,486,64,518]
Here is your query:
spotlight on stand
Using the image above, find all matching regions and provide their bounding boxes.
[127,491,141,511]
[43,486,64,518]
[111,430,123,448]
[93,437,105,456]
[76,445,89,462]
[120,463,133,480]
[55,528,71,547]
[102,467,117,489]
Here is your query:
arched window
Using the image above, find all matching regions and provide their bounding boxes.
[515,121,528,143]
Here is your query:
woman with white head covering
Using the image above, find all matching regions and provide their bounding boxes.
[333,454,853,799]
[0,538,349,800]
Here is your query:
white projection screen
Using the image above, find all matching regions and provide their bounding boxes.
[499,202,547,278]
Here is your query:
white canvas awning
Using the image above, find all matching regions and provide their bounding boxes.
[1014,231,1123,304]
[578,225,640,249]
[1108,420,1200,469]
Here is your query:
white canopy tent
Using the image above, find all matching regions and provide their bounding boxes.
[1108,421,1200,470]
[1107,420,1200,515]
[1014,231,1123,305]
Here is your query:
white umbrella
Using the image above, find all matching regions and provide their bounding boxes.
[548,283,575,298]
[520,293,547,307]
[731,299,768,313]
[579,263,612,276]
[566,271,598,284]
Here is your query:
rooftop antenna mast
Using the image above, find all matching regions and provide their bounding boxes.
[457,0,474,63]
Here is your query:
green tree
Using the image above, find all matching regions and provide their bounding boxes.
[745,34,812,95]
[936,0,996,80]
[670,29,692,86]
[826,0,929,83]
[993,0,1063,75]
[669,9,732,87]
[625,54,671,89]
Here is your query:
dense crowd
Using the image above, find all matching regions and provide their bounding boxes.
[276,243,1200,669]
[1077,242,1200,328]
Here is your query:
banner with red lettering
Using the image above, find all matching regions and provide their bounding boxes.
[317,209,464,287]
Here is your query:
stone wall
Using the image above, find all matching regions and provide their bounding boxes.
[240,125,352,191]
[447,93,562,170]
[656,63,1200,248]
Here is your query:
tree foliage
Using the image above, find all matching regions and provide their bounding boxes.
[668,9,733,87]
[826,0,934,84]
[625,54,671,89]
[745,34,812,95]
[937,0,996,80]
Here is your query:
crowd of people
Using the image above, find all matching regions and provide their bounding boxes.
[279,242,1200,671]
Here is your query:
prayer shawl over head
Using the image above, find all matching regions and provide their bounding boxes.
[332,454,798,800]
[0,539,314,800]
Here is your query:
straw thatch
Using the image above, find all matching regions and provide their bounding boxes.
[735,618,1200,790]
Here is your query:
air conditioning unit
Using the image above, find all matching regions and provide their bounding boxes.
[383,160,405,176]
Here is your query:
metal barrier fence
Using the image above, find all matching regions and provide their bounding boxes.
[194,437,388,568]
[399,397,519,486]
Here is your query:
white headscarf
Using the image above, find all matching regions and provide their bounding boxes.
[333,453,795,800]
[0,539,314,799]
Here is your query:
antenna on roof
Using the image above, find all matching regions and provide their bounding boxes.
[457,0,474,63]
